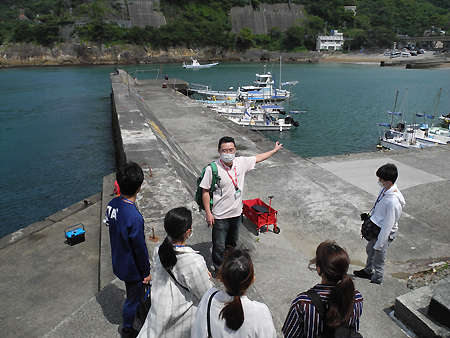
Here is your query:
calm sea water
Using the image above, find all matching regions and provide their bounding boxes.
[1,62,449,238]
[0,66,115,238]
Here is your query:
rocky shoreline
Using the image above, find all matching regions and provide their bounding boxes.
[0,42,322,67]
[1,42,448,68]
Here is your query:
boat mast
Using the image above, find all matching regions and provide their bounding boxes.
[432,88,442,127]
[390,90,399,127]
[279,56,282,90]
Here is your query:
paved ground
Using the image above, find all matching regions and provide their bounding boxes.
[1,70,449,338]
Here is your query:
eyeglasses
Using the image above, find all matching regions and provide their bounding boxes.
[220,148,236,154]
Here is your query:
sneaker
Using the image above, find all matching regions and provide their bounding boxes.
[370,280,381,285]
[121,327,139,338]
[353,269,373,280]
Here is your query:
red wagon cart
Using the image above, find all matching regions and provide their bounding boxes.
[242,196,280,234]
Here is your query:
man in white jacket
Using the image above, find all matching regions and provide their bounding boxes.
[354,163,406,284]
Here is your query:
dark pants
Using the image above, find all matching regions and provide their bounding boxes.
[123,280,143,329]
[212,215,242,270]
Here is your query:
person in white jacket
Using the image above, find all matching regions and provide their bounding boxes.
[191,249,276,338]
[354,163,406,284]
[137,207,212,338]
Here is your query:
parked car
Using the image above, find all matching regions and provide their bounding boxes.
[402,52,411,57]
[410,51,417,56]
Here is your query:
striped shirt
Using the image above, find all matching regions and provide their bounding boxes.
[282,284,363,338]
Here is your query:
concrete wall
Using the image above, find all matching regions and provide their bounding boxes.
[230,3,306,34]
[127,0,166,28]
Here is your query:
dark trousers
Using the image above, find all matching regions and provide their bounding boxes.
[212,215,242,270]
[123,280,143,329]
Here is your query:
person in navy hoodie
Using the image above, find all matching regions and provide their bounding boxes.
[105,162,151,338]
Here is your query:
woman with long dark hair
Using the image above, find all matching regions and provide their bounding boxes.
[137,207,212,338]
[191,249,276,338]
[282,241,363,338]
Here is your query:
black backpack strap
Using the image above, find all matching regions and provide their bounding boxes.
[165,268,189,292]
[306,289,326,317]
[207,290,220,338]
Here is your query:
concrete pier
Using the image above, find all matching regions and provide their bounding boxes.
[1,69,449,338]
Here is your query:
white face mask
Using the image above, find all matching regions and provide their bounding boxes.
[187,228,193,239]
[220,153,235,163]
[378,180,385,188]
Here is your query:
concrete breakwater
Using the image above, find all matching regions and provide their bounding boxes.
[109,70,450,337]
[1,69,449,338]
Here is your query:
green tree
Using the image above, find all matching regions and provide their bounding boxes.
[284,25,305,50]
[251,0,260,10]
[236,27,253,51]
[367,27,396,49]
[12,21,35,43]
[35,14,60,45]
[344,28,368,50]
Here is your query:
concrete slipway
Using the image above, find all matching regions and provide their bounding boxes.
[0,69,449,338]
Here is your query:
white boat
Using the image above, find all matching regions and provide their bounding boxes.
[188,58,297,102]
[182,58,219,69]
[226,107,298,131]
[380,127,429,149]
[377,89,449,149]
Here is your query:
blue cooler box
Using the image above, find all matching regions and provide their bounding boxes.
[65,223,85,246]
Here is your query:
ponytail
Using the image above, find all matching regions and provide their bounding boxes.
[218,249,254,331]
[311,241,356,328]
[220,296,245,331]
[159,235,177,269]
[158,207,192,270]
[327,273,355,327]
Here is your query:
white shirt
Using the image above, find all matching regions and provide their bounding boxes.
[370,183,406,250]
[138,245,213,338]
[191,288,277,338]
[200,157,256,219]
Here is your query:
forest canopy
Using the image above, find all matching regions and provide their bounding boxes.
[0,0,449,50]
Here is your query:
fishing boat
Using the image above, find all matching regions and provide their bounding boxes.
[188,58,297,102]
[182,58,219,69]
[377,89,449,149]
[226,106,299,131]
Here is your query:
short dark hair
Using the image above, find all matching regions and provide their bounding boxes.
[218,136,236,150]
[116,162,144,196]
[376,163,398,183]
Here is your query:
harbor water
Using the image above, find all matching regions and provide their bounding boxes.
[1,62,449,238]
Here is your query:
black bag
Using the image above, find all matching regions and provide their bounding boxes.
[136,284,151,322]
[306,290,362,338]
[360,214,381,241]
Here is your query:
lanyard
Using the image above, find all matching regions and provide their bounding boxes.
[370,189,385,214]
[121,196,141,213]
[121,196,135,205]
[220,159,239,190]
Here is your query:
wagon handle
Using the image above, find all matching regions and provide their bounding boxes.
[268,196,273,214]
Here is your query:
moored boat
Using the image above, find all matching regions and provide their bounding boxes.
[188,59,297,103]
[182,58,219,69]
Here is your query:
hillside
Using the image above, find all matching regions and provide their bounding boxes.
[0,0,449,53]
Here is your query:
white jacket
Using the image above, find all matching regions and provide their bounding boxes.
[370,183,406,250]
[191,288,276,338]
[138,245,212,338]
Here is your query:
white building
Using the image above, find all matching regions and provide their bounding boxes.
[344,6,357,15]
[316,30,345,51]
